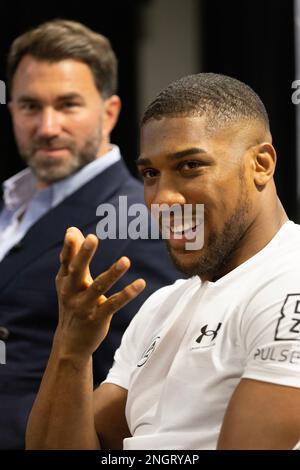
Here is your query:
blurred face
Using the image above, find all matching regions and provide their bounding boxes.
[9,55,120,186]
[138,116,256,280]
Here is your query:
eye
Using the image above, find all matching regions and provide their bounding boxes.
[140,168,160,179]
[19,102,40,112]
[60,101,81,110]
[178,160,203,173]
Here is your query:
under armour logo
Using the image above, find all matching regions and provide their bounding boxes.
[196,322,222,345]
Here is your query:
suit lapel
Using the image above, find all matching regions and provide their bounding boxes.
[0,160,131,291]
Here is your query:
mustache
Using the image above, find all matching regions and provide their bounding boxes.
[31,138,74,151]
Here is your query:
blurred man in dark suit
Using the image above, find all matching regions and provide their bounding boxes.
[0,19,179,449]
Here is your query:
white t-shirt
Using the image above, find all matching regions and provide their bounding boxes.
[104,221,300,449]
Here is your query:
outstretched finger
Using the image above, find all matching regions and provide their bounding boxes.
[57,227,85,278]
[96,278,146,318]
[66,233,99,291]
[85,256,131,302]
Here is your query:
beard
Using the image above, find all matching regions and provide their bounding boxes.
[166,179,252,280]
[18,131,102,185]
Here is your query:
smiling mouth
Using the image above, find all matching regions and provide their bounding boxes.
[162,219,203,240]
[170,220,198,235]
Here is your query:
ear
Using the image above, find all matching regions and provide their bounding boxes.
[102,95,121,138]
[252,143,276,187]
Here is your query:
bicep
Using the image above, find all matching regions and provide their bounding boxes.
[93,383,130,450]
[217,378,300,449]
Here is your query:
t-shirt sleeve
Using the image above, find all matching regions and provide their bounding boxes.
[102,322,137,390]
[102,280,183,390]
[102,301,150,390]
[241,270,300,388]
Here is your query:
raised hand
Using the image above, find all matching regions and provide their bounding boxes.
[54,227,146,360]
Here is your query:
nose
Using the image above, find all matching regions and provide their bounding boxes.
[35,107,62,138]
[149,178,186,208]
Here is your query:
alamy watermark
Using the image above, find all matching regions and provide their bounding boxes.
[0,80,6,104]
[0,340,6,365]
[291,80,300,104]
[96,196,204,250]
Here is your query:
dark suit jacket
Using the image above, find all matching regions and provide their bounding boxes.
[0,159,180,449]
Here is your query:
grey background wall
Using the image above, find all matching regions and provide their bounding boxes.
[137,0,200,119]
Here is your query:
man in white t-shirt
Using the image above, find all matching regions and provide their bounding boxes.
[26,73,300,450]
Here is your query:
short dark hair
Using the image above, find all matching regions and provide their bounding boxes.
[142,73,270,131]
[7,19,118,98]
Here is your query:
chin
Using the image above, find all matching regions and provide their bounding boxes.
[167,246,204,277]
[33,162,79,183]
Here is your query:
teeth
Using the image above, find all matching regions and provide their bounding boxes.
[170,221,198,234]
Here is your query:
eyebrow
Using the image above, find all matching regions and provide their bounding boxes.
[136,147,208,166]
[17,92,84,104]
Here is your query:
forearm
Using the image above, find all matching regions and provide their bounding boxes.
[26,338,100,450]
[27,228,145,449]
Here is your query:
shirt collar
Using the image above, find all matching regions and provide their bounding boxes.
[2,167,37,211]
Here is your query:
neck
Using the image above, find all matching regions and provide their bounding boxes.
[36,181,50,190]
[96,137,111,158]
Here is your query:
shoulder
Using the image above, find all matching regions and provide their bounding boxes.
[244,221,300,303]
[233,222,300,348]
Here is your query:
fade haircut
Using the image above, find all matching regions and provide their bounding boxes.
[142,73,270,132]
[7,19,117,98]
